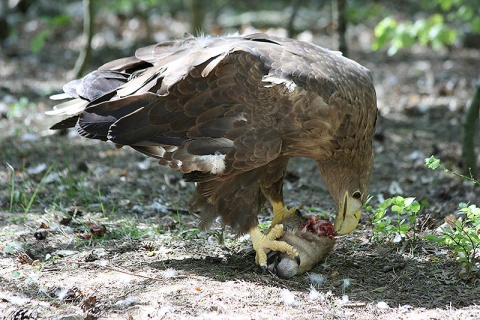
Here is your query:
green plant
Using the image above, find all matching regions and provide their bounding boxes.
[107,219,147,240]
[7,163,16,213]
[170,209,203,239]
[424,155,479,273]
[425,155,479,186]
[178,227,202,240]
[433,0,480,31]
[31,15,71,54]
[52,163,102,209]
[98,187,115,216]
[372,0,480,56]
[258,221,272,233]
[7,97,36,119]
[372,14,456,56]
[365,196,422,243]
[8,163,54,214]
[57,165,78,200]
[23,165,54,214]
[424,203,480,273]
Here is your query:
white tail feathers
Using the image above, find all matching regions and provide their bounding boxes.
[45,98,88,116]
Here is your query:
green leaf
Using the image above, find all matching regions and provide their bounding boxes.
[469,232,479,242]
[458,202,468,209]
[424,234,443,243]
[30,14,70,55]
[410,201,422,213]
[386,45,399,56]
[374,17,397,37]
[398,224,410,233]
[425,156,441,170]
[31,29,50,54]
[379,198,393,210]
[439,0,453,11]
[471,16,480,32]
[391,205,403,213]
[458,5,474,21]
[372,17,397,51]
[429,13,444,25]
[51,14,71,27]
[455,219,464,231]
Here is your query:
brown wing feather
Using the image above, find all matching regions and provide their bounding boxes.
[84,48,285,175]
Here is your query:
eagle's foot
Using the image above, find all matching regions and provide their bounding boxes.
[271,202,298,227]
[249,225,300,270]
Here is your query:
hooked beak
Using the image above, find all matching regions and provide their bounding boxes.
[334,192,361,235]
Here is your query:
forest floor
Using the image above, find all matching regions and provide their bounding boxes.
[1,10,480,320]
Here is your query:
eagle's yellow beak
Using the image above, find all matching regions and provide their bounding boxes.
[334,192,362,235]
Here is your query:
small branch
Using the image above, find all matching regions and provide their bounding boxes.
[440,164,480,186]
[75,261,190,281]
[77,261,161,280]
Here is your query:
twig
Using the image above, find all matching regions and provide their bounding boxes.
[440,164,479,186]
[75,261,188,281]
[342,302,367,308]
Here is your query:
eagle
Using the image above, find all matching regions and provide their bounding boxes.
[48,33,377,270]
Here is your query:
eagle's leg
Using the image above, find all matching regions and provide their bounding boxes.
[249,225,300,270]
[270,201,298,226]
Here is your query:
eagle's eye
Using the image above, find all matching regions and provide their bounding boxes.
[352,191,362,200]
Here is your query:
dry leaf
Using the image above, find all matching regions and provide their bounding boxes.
[444,214,456,227]
[83,222,107,238]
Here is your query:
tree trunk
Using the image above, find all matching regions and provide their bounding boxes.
[334,0,348,56]
[287,0,302,38]
[190,0,204,36]
[461,85,480,178]
[72,0,94,79]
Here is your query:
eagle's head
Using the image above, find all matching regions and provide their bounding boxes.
[317,148,374,235]
[333,186,364,235]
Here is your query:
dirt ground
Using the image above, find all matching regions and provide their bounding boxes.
[1,9,480,320]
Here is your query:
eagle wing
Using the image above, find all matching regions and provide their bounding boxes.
[50,34,308,178]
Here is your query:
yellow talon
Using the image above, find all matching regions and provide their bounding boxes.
[271,201,298,226]
[248,225,300,269]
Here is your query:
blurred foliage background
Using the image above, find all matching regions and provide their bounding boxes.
[1,0,480,59]
[1,0,479,173]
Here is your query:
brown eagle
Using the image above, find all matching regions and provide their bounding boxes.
[49,33,377,269]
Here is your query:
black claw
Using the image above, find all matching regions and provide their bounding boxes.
[260,265,267,273]
[295,208,303,217]
[295,255,301,265]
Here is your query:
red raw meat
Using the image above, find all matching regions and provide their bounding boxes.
[301,216,336,239]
